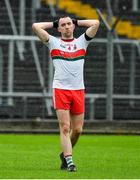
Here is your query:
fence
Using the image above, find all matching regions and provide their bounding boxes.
[0,35,140,121]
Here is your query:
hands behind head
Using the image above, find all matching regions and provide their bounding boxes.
[53,20,59,28]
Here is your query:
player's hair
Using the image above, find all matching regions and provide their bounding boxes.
[53,16,77,28]
[58,16,72,24]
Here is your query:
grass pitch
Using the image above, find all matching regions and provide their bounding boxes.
[0,134,139,179]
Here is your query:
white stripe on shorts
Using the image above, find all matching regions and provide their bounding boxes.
[53,89,56,109]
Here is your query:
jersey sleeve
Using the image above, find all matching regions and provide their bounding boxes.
[43,35,58,50]
[77,33,92,49]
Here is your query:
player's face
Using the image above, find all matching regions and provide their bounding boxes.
[58,17,75,39]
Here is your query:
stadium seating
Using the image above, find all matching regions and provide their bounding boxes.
[0,0,140,120]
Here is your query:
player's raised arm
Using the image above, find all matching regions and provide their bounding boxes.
[77,19,100,38]
[32,22,54,43]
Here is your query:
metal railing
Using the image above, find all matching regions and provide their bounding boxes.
[0,35,140,121]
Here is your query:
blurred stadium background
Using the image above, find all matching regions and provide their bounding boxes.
[0,0,140,134]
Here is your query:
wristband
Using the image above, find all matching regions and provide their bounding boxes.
[53,20,58,28]
[72,19,78,26]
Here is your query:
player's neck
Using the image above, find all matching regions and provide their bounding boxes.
[61,35,74,41]
[61,37,74,42]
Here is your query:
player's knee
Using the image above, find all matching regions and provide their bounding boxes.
[73,127,83,134]
[61,124,70,135]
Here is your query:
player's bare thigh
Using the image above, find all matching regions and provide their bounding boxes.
[70,113,84,132]
[56,109,71,128]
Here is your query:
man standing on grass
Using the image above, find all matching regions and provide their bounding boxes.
[32,16,99,172]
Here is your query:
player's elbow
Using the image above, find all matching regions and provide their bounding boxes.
[93,20,100,28]
[32,23,38,32]
[96,20,100,26]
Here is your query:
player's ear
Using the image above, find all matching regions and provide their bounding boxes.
[73,24,75,30]
[57,26,61,32]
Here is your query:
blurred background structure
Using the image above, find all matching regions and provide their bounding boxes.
[0,0,140,133]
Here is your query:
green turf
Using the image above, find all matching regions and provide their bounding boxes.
[0,134,139,179]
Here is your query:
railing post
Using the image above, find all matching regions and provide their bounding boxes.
[31,41,53,116]
[106,31,114,121]
[8,40,14,106]
[89,98,95,121]
[106,0,114,121]
[48,0,56,17]
[23,96,27,120]
[132,0,138,11]
[0,47,3,105]
[19,0,25,53]
[31,0,41,25]
[4,0,24,60]
[106,0,124,63]
[129,44,136,107]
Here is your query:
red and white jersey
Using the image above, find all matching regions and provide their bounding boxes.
[45,34,91,90]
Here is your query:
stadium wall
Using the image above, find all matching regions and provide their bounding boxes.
[0,119,140,135]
